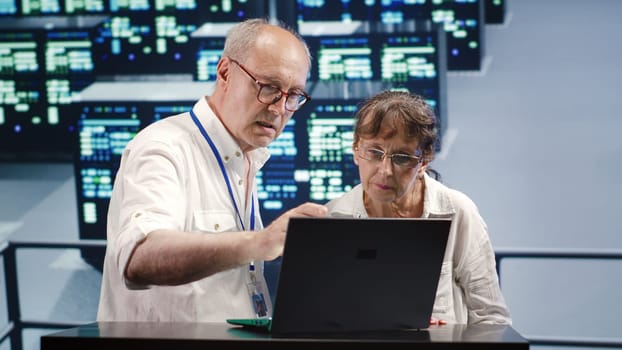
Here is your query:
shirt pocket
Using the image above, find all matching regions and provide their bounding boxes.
[193,210,238,233]
[433,261,453,313]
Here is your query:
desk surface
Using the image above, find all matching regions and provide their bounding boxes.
[41,322,529,350]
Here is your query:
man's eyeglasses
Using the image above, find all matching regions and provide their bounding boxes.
[229,57,310,112]
[356,145,422,169]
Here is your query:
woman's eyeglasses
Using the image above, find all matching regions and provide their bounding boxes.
[356,146,422,169]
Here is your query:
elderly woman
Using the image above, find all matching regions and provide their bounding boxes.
[326,90,511,325]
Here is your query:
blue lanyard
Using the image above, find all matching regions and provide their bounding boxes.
[190,109,255,231]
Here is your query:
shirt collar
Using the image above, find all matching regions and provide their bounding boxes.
[191,97,271,170]
[421,172,456,218]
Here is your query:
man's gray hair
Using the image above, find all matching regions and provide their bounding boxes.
[223,18,311,68]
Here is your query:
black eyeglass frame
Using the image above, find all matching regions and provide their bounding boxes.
[228,57,310,112]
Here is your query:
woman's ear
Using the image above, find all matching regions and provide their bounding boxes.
[352,145,359,166]
[418,162,429,179]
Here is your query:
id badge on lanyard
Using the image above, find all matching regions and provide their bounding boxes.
[190,110,268,318]
[247,263,269,318]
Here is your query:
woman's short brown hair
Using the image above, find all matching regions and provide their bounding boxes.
[353,90,438,164]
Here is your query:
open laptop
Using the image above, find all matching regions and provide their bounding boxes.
[227,216,451,335]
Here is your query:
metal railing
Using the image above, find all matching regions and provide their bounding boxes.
[0,239,106,350]
[495,247,622,348]
[1,241,621,349]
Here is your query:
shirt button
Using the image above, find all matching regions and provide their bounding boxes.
[214,223,220,231]
[238,179,243,185]
[235,151,241,157]
[224,156,229,161]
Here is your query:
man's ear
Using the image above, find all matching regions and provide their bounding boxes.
[216,57,231,84]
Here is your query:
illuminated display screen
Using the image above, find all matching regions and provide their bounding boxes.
[63,0,105,14]
[310,36,374,81]
[430,0,483,71]
[307,32,443,82]
[193,37,225,81]
[296,0,484,71]
[194,45,223,81]
[380,33,441,82]
[378,0,434,24]
[91,15,197,76]
[0,18,102,160]
[0,2,267,160]
[73,101,193,239]
[0,33,39,75]
[154,0,196,11]
[0,0,17,15]
[305,101,359,202]
[45,31,93,75]
[20,0,61,15]
[0,32,42,120]
[198,0,266,22]
[257,119,300,221]
[190,24,230,81]
[153,15,196,58]
[108,0,150,12]
[7,0,262,17]
[296,0,377,22]
[304,30,446,143]
[92,16,159,75]
[72,102,143,267]
[0,32,45,159]
[45,30,95,118]
[92,0,263,76]
[0,79,45,134]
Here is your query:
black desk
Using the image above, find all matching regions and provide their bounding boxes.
[41,322,529,350]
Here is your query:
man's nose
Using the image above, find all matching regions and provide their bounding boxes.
[267,96,287,116]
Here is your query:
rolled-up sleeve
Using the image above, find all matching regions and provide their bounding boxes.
[109,140,186,289]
